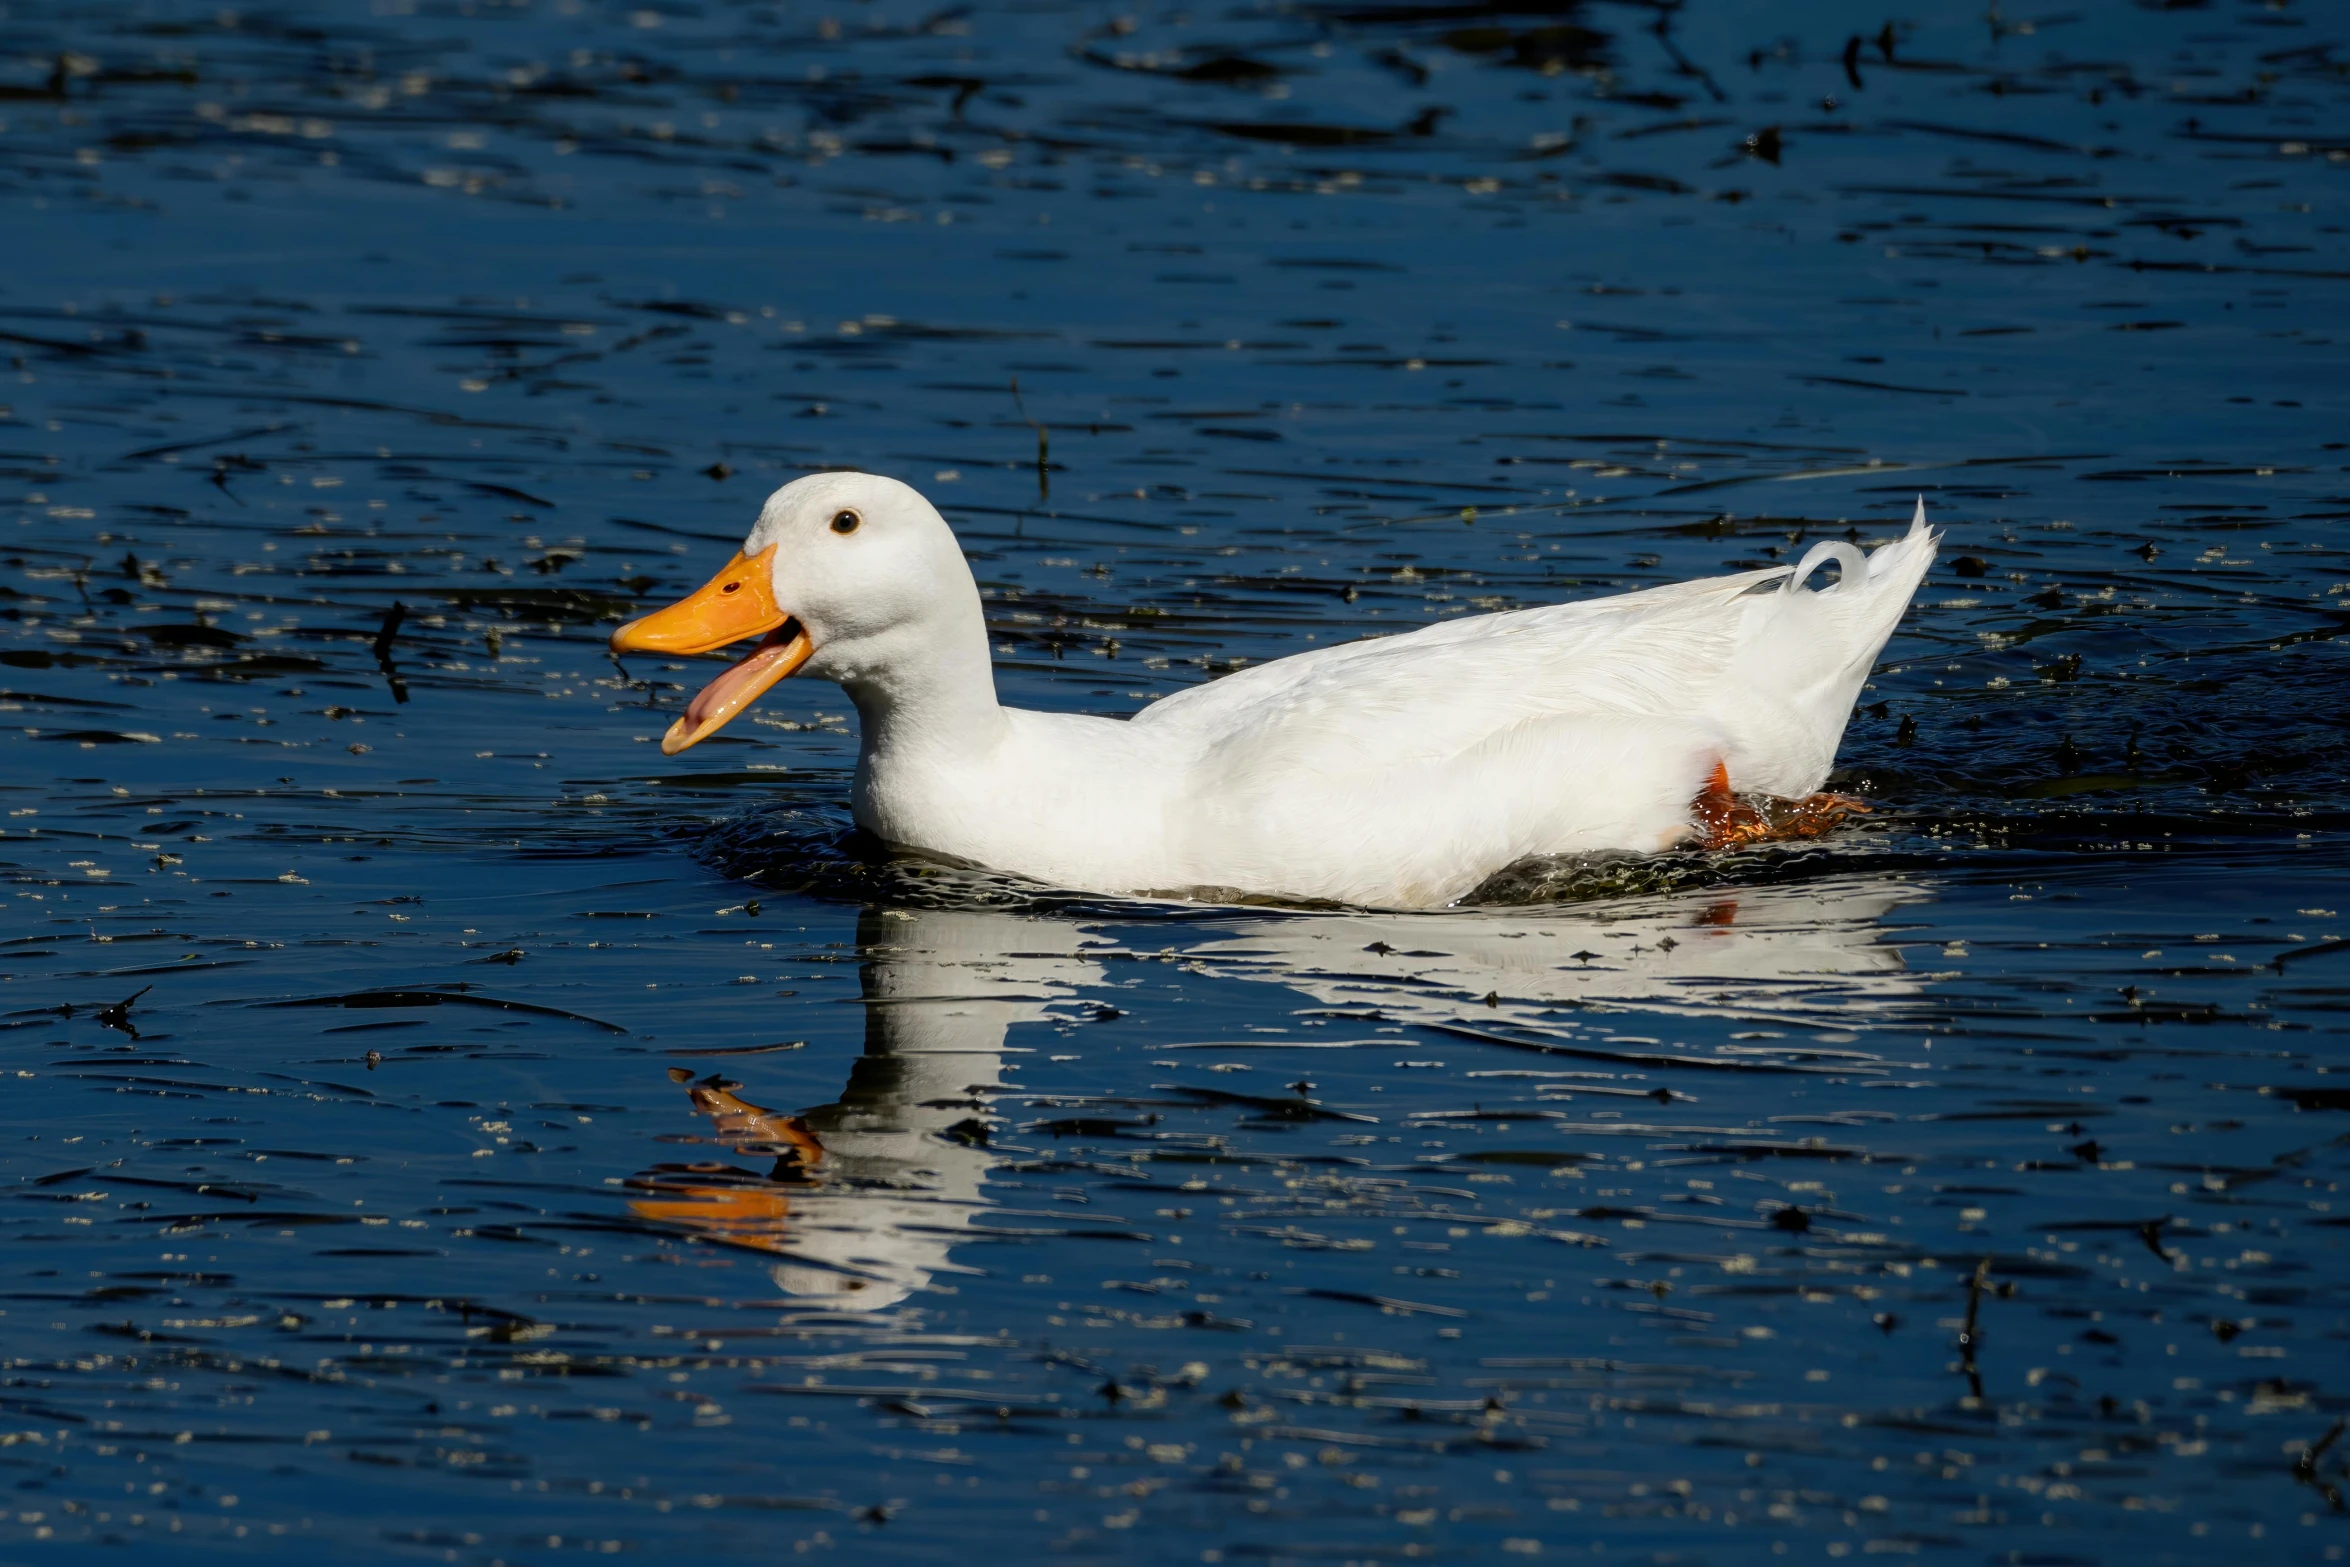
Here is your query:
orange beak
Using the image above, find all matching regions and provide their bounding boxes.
[608,545,813,756]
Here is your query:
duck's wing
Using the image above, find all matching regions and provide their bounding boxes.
[1123,575,1773,904]
[1137,501,1935,796]
[1134,563,1780,773]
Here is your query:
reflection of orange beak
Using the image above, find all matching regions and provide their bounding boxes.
[608,545,814,755]
[628,1182,798,1248]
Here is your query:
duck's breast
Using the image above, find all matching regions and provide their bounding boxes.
[862,707,1195,893]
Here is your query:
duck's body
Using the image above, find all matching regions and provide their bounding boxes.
[613,475,1937,909]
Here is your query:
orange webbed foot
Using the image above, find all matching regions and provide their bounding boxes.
[1764,790,1871,841]
[1690,762,1871,850]
[1691,761,1766,850]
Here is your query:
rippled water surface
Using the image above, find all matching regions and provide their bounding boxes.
[4,0,2349,1561]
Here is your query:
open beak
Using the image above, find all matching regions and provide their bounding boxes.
[608,545,813,756]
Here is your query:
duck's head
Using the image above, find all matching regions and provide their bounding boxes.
[608,471,975,755]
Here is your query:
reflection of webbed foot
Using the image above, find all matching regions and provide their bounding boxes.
[687,1080,826,1168]
[625,1074,837,1253]
[1691,761,1871,851]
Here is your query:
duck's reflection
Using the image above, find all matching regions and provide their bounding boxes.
[627,908,1104,1310]
[1190,877,1931,1036]
[627,877,1927,1307]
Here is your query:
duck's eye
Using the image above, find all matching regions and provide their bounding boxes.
[830,510,861,535]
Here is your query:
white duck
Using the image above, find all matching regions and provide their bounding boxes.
[611,473,1936,908]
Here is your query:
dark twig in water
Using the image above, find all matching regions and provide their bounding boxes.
[2275,935,2350,972]
[120,422,293,463]
[1645,0,1727,103]
[1957,1257,1992,1398]
[260,986,627,1033]
[374,601,410,705]
[373,601,407,664]
[2296,1417,2347,1511]
[1008,376,1050,501]
[95,984,151,1039]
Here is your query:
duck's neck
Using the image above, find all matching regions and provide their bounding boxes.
[832,605,1008,766]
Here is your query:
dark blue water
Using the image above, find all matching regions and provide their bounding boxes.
[2,0,2347,1561]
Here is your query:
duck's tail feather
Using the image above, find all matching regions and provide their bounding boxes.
[1867,494,1939,582]
[1714,497,1938,795]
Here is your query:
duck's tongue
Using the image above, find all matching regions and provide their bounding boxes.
[662,620,812,756]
